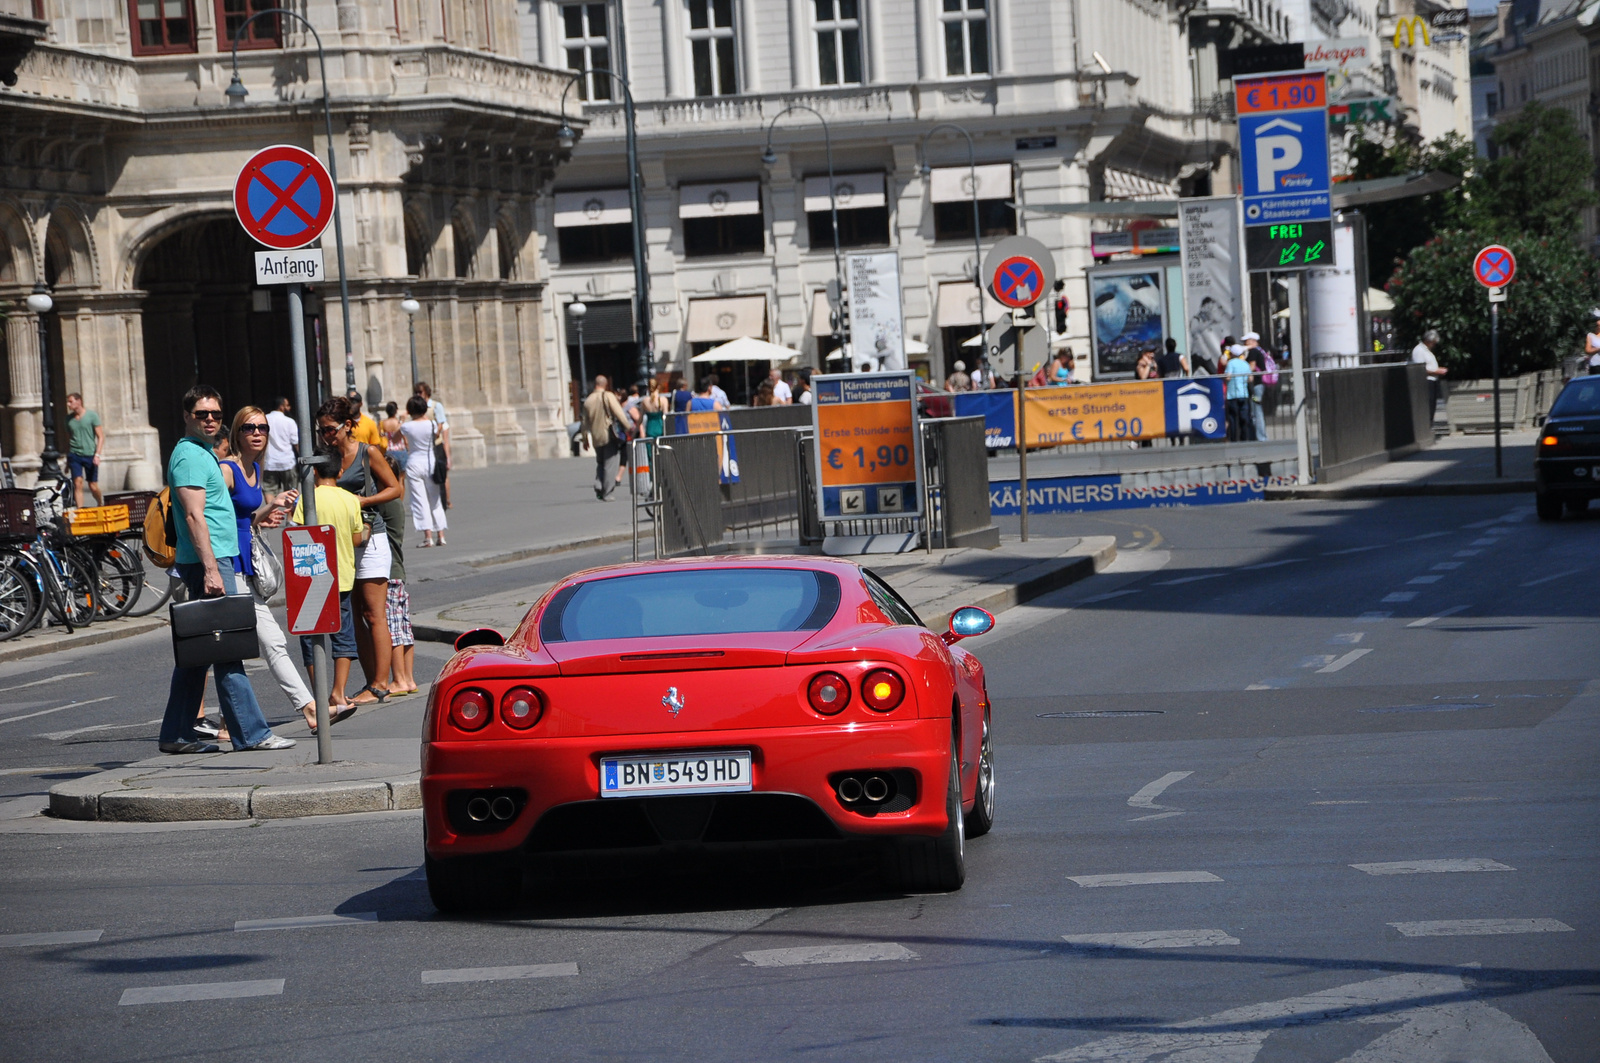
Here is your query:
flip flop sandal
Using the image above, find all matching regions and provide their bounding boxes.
[351,685,389,705]
[330,704,359,725]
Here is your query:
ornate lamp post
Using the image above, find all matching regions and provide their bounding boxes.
[400,292,420,390]
[25,282,62,482]
[556,69,652,390]
[762,105,845,370]
[224,8,356,395]
[568,300,589,414]
[918,124,989,376]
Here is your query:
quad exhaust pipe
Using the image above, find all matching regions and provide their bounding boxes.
[834,773,894,806]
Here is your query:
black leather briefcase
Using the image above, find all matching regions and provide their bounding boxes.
[170,593,260,670]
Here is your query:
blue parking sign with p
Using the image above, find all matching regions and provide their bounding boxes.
[1240,110,1331,226]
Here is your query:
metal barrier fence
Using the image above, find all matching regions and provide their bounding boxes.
[923,416,1000,549]
[1314,362,1431,482]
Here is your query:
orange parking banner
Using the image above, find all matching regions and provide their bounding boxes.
[818,399,916,486]
[1021,381,1167,446]
[812,372,923,520]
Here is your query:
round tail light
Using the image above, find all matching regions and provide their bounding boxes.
[807,671,851,715]
[448,688,492,732]
[860,669,905,712]
[500,686,545,730]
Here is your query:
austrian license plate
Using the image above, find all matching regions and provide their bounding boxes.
[600,751,753,798]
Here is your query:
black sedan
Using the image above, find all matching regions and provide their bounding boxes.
[1536,376,1600,520]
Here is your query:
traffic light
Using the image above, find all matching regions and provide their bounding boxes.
[1053,280,1068,333]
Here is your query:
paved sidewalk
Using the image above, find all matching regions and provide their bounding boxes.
[48,534,1115,823]
[1265,430,1537,500]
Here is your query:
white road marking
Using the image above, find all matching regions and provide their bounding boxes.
[119,979,285,1006]
[1430,562,1462,571]
[1300,654,1338,669]
[1035,972,1555,1063]
[1240,559,1302,571]
[1453,550,1481,557]
[0,697,115,727]
[1399,531,1452,542]
[1352,858,1514,875]
[741,942,917,967]
[1152,574,1224,586]
[1329,632,1364,644]
[1078,590,1143,603]
[1312,800,1369,805]
[1323,545,1384,556]
[1062,929,1239,949]
[421,962,579,984]
[0,929,103,947]
[1130,810,1186,821]
[1407,575,1443,585]
[234,912,377,932]
[1470,538,1500,546]
[39,717,162,741]
[1521,567,1589,588]
[0,672,94,694]
[1406,605,1471,628]
[1128,772,1192,809]
[1357,611,1392,621]
[1069,871,1222,888]
[1389,919,1573,938]
[1382,592,1417,603]
[1317,649,1373,673]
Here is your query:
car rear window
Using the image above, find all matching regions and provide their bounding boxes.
[540,568,841,642]
[1550,380,1600,417]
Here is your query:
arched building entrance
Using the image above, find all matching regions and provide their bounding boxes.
[137,219,323,456]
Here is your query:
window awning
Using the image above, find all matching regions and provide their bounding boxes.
[684,295,768,342]
[553,189,632,228]
[929,163,1013,204]
[679,181,762,218]
[803,172,886,213]
[935,281,1005,328]
[810,291,837,337]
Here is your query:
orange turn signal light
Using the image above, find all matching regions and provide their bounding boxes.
[1540,435,1559,446]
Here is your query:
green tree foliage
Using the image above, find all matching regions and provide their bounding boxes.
[1361,102,1599,372]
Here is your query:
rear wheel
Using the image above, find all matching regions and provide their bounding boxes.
[425,854,522,913]
[888,749,965,892]
[965,705,996,839]
[0,556,39,642]
[91,539,143,620]
[1536,492,1563,521]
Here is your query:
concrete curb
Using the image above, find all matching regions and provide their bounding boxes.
[0,615,168,663]
[458,531,634,570]
[919,539,1117,633]
[1265,479,1535,501]
[47,766,421,823]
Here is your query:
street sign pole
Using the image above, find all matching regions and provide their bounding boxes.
[1287,274,1312,484]
[1016,326,1029,542]
[983,236,1056,545]
[1471,245,1515,480]
[287,280,332,764]
[1491,299,1502,479]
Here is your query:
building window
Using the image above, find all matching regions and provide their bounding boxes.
[687,0,738,97]
[932,200,1014,241]
[684,215,763,256]
[940,0,989,77]
[129,0,196,54]
[215,0,280,49]
[807,208,889,248]
[814,0,862,86]
[558,223,635,264]
[562,3,611,101]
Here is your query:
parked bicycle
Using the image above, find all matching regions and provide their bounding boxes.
[0,479,100,640]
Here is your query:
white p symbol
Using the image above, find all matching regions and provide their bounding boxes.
[1177,392,1210,433]
[1254,120,1304,192]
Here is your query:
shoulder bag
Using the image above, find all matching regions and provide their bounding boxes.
[170,593,260,670]
[249,533,282,600]
[429,421,448,485]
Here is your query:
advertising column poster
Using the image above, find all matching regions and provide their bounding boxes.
[1178,196,1246,368]
[846,251,905,370]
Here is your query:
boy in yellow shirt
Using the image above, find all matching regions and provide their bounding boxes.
[293,456,367,715]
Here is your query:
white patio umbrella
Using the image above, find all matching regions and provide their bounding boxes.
[691,336,802,362]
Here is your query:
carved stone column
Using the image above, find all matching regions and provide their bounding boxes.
[4,308,43,485]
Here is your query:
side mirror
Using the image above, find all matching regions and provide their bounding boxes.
[454,628,505,651]
[942,606,994,645]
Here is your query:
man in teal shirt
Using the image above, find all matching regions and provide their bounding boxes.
[158,384,294,754]
[65,393,104,507]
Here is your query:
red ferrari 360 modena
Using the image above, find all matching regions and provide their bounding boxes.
[420,556,996,911]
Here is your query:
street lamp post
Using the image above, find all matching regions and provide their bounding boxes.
[225,9,357,396]
[918,124,989,382]
[568,301,589,416]
[762,106,846,372]
[25,282,62,482]
[556,69,652,390]
[400,292,420,390]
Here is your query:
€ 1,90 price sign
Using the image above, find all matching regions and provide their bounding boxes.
[812,371,923,521]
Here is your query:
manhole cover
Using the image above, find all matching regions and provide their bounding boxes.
[1358,703,1481,715]
[1037,710,1164,719]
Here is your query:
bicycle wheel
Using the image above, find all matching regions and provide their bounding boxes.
[90,539,143,620]
[0,552,39,641]
[41,547,96,630]
[126,564,178,617]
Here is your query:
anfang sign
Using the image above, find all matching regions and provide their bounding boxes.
[254,248,325,285]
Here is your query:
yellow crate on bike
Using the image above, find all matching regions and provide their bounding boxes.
[66,504,130,537]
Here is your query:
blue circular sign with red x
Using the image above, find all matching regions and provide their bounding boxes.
[233,144,335,250]
[993,255,1046,309]
[1472,244,1516,288]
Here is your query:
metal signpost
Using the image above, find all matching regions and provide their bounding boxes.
[234,143,336,763]
[982,235,1055,542]
[1473,244,1516,478]
[812,371,924,543]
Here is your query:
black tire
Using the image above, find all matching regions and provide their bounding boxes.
[888,749,966,892]
[1536,492,1563,521]
[91,539,143,620]
[0,555,40,642]
[1565,498,1590,515]
[965,704,996,839]
[59,548,99,628]
[126,567,179,617]
[425,854,522,913]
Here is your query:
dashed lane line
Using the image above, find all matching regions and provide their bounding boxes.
[1430,562,1463,571]
[1470,538,1500,546]
[1128,771,1192,821]
[1521,566,1589,588]
[1352,858,1514,875]
[1453,549,1482,557]
[421,963,579,984]
[0,697,115,727]
[234,912,377,932]
[1317,649,1373,673]
[39,718,162,741]
[1062,929,1239,950]
[741,943,917,967]
[1389,919,1573,938]
[1069,871,1223,888]
[0,929,103,947]
[1407,575,1443,585]
[1382,592,1418,603]
[1329,632,1365,644]
[1240,559,1303,571]
[0,672,94,694]
[119,979,284,1006]
[1323,545,1384,556]
[1407,605,1471,628]
[1151,574,1225,586]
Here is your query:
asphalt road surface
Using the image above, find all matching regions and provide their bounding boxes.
[1,495,1595,1062]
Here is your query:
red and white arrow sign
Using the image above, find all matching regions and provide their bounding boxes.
[283,525,341,635]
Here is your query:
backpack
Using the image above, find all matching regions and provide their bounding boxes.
[1260,351,1279,387]
[142,487,177,569]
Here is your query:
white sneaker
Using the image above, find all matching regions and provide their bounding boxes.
[248,734,296,751]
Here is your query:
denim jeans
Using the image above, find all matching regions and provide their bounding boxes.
[159,562,273,749]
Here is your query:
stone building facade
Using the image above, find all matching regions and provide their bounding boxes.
[0,0,574,490]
